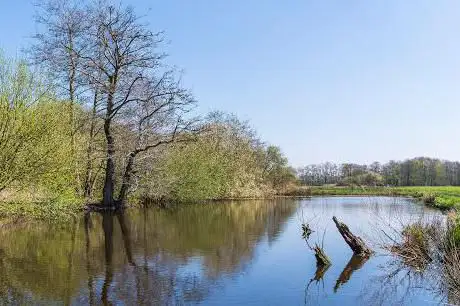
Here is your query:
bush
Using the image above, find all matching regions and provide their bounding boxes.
[282,186,312,196]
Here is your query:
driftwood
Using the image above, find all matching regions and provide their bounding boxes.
[313,244,331,267]
[332,216,373,256]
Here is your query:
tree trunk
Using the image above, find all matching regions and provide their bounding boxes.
[68,30,81,195]
[84,90,99,199]
[118,152,136,207]
[102,78,117,208]
[332,216,373,256]
[102,118,115,208]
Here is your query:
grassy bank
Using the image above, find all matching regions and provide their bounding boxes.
[2,185,460,225]
[0,199,84,226]
[286,185,460,210]
[0,189,85,226]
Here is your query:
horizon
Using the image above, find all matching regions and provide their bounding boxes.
[1,1,460,167]
[299,155,460,167]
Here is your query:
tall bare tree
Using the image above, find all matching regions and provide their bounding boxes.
[29,1,200,206]
[77,3,198,207]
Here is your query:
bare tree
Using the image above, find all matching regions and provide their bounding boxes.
[30,0,89,103]
[28,1,199,205]
[77,3,199,207]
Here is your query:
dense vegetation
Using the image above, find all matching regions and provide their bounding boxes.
[0,0,296,221]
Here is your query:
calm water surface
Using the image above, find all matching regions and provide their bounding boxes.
[0,197,446,305]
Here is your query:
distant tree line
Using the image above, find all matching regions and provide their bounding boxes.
[298,157,460,187]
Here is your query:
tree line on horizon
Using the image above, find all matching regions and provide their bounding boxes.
[298,157,460,187]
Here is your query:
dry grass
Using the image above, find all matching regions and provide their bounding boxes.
[384,212,460,302]
[387,221,436,271]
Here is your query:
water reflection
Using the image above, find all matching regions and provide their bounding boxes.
[305,263,331,296]
[334,254,370,292]
[0,199,296,304]
[358,258,440,306]
[0,197,447,305]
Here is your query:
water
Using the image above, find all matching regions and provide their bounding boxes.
[0,197,446,305]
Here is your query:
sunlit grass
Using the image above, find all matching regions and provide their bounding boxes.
[0,198,84,225]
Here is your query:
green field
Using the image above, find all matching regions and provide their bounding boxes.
[302,186,460,210]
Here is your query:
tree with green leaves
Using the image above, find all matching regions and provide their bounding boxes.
[0,53,74,196]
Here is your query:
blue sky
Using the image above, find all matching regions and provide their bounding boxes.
[1,1,460,167]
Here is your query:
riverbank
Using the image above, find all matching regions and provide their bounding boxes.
[283,185,460,210]
[0,199,84,227]
[1,185,460,226]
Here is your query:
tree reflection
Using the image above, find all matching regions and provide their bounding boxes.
[0,199,296,304]
[117,212,135,266]
[84,212,95,306]
[100,212,114,305]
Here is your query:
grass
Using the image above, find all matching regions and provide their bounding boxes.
[287,185,460,210]
[388,220,436,270]
[394,187,460,209]
[0,197,84,226]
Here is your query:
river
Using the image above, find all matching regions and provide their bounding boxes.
[0,197,445,305]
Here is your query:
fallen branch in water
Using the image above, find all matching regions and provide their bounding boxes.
[332,216,373,256]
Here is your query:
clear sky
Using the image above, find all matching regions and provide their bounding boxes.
[1,1,460,167]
